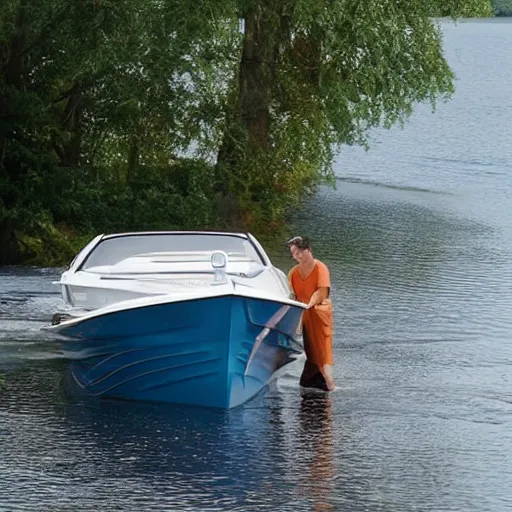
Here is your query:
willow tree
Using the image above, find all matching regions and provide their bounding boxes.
[215,0,493,227]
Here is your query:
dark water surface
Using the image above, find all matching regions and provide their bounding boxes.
[2,20,512,511]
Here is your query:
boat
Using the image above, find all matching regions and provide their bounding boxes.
[43,231,306,408]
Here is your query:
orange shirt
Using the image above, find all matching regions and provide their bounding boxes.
[288,259,334,367]
[288,260,331,304]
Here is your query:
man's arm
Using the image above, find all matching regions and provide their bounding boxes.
[307,287,329,308]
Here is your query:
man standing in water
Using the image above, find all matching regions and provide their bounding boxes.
[286,236,335,391]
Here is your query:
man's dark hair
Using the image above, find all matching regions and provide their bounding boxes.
[286,236,311,250]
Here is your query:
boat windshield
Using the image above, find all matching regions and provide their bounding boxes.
[80,233,265,269]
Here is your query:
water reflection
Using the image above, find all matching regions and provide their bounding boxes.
[1,363,297,511]
[298,391,335,512]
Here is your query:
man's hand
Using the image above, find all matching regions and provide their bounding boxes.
[307,287,329,309]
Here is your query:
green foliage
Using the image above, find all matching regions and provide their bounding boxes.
[5,158,219,265]
[431,0,493,17]
[0,0,238,265]
[60,160,218,233]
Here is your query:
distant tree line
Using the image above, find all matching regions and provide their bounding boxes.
[492,0,512,14]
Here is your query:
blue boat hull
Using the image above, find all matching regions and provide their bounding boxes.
[55,295,304,408]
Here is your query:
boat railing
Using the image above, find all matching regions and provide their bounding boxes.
[131,250,253,262]
[85,250,265,280]
[97,267,265,280]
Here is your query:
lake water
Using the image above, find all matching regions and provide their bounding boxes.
[1,20,512,512]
